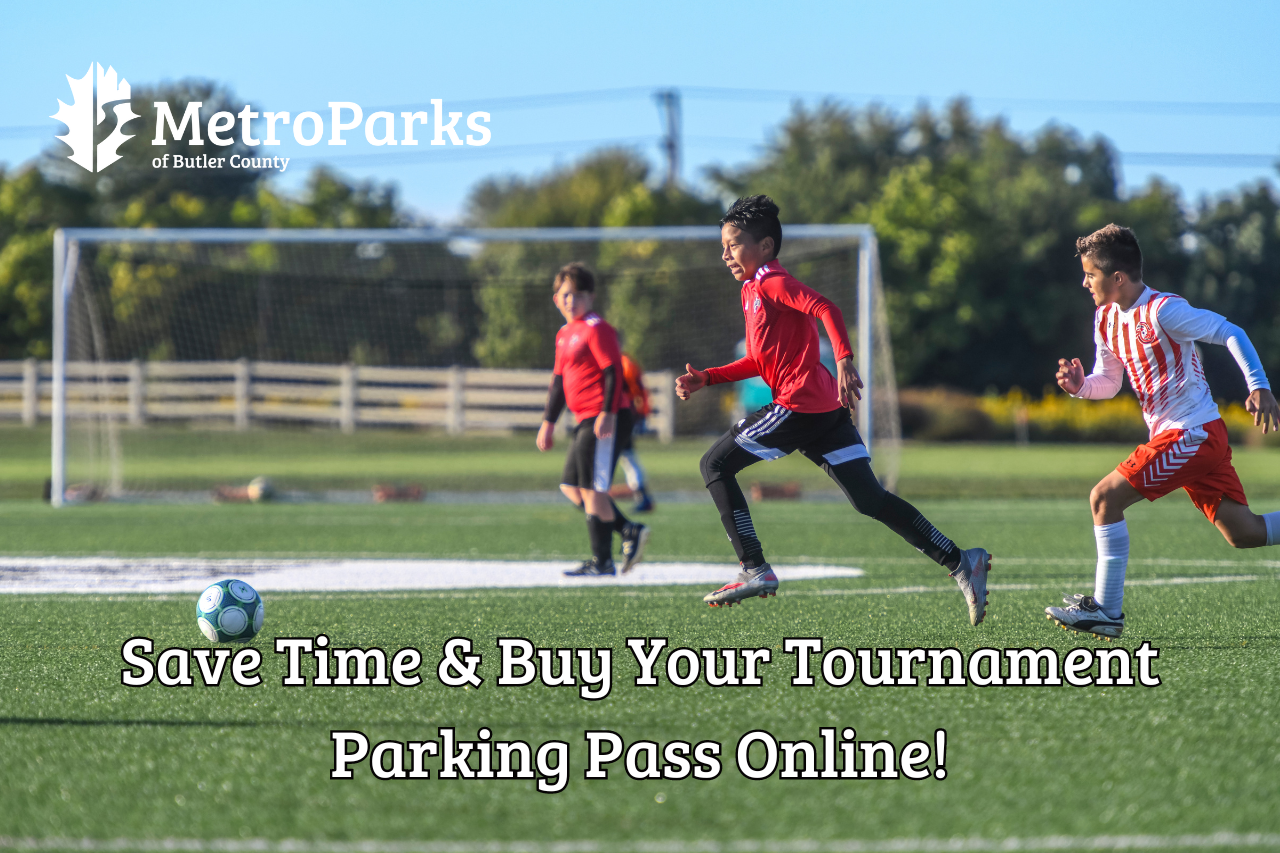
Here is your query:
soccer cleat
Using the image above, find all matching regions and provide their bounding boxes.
[1062,593,1087,606]
[703,563,778,607]
[619,523,651,574]
[634,489,655,513]
[563,558,617,577]
[1045,595,1124,638]
[950,547,991,626]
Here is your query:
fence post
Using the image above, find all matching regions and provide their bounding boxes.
[447,366,465,435]
[339,363,356,434]
[21,358,38,426]
[234,358,251,431]
[127,359,145,426]
[655,370,676,443]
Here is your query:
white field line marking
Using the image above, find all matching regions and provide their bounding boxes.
[0,557,861,594]
[3,832,1280,852]
[811,575,1262,597]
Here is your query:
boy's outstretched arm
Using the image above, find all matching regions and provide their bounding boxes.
[1157,299,1278,432]
[677,358,760,400]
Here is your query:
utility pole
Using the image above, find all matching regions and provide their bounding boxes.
[653,88,681,189]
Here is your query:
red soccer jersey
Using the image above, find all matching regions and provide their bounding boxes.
[704,263,853,413]
[554,312,623,418]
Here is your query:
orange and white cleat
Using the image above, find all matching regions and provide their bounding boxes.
[703,563,779,607]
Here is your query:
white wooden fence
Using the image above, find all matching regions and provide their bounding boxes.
[0,360,676,442]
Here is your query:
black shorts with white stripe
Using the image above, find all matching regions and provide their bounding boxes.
[731,403,868,467]
[699,402,963,573]
[561,408,634,493]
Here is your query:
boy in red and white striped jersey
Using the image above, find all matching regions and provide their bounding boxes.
[1049,223,1280,638]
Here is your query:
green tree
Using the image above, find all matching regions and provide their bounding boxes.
[712,99,1189,392]
[1,79,416,363]
[466,149,722,368]
[0,166,92,357]
[1183,182,1280,396]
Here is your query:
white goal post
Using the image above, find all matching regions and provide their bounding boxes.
[49,224,892,506]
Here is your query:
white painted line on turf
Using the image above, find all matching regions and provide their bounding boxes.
[0,557,862,594]
[3,832,1279,852]
[810,575,1262,597]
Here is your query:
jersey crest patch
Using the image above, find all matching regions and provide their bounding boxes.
[1135,321,1158,345]
[752,296,762,313]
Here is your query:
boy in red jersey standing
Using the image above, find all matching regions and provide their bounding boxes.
[677,196,992,621]
[538,263,649,576]
[1047,224,1280,638]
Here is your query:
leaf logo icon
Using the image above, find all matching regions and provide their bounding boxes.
[51,63,140,172]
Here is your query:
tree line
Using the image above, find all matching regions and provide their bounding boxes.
[3,82,1277,398]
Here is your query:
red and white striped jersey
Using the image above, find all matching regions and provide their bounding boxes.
[1077,286,1269,436]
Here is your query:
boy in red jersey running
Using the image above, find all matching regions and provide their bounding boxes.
[538,263,649,576]
[1047,224,1280,638]
[677,196,992,621]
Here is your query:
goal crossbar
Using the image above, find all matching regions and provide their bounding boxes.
[50,225,882,507]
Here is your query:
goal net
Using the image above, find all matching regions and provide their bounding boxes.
[49,225,898,504]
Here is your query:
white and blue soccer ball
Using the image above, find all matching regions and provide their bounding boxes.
[197,579,264,642]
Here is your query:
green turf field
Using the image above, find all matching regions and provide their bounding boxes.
[3,437,1280,850]
[10,422,1280,501]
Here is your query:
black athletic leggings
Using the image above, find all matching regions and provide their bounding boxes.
[699,419,962,572]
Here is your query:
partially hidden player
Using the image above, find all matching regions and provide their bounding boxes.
[537,262,650,576]
[1047,224,1280,638]
[619,352,656,512]
[676,195,992,621]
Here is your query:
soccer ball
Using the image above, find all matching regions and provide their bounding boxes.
[197,579,264,642]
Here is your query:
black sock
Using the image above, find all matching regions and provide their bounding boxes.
[705,480,766,568]
[610,500,631,533]
[874,493,962,572]
[586,515,614,565]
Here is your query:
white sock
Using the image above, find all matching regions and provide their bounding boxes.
[1093,521,1129,619]
[1264,511,1280,547]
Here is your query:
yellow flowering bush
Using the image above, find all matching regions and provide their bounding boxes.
[899,387,1276,444]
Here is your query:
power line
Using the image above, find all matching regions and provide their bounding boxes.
[10,84,1280,137]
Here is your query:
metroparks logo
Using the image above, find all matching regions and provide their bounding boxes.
[53,63,491,174]
[51,63,139,173]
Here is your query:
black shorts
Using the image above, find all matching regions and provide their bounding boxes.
[562,408,634,492]
[729,403,867,466]
[616,406,636,453]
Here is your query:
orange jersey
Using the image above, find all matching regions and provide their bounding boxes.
[621,354,650,416]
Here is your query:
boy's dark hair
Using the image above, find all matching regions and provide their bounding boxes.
[721,195,782,259]
[1076,224,1143,281]
[553,261,595,293]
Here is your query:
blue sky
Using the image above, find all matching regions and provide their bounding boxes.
[4,0,1278,223]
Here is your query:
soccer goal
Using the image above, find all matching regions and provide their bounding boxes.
[46,225,897,505]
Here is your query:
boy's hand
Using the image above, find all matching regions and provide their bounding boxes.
[536,421,555,451]
[676,364,709,400]
[1057,358,1085,395]
[836,356,863,410]
[1247,389,1280,434]
[594,411,616,440]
